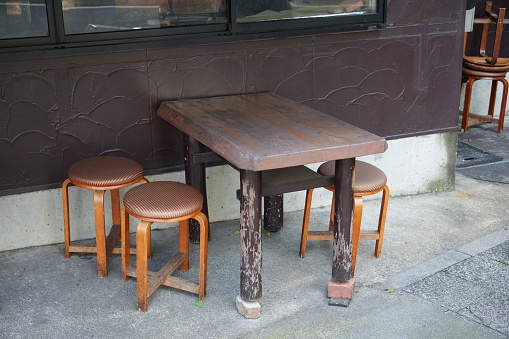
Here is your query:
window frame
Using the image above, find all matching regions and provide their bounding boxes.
[0,0,386,55]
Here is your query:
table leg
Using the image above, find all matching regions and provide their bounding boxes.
[328,158,356,306]
[184,134,209,243]
[237,169,262,319]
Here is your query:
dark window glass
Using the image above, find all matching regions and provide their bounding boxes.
[0,0,385,52]
[61,0,227,35]
[0,0,49,39]
[236,0,376,23]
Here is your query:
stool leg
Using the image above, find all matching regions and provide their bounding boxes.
[62,179,72,259]
[488,80,499,117]
[351,195,363,278]
[121,204,130,281]
[194,212,209,300]
[461,77,475,132]
[111,189,121,232]
[328,190,335,232]
[179,219,190,271]
[300,189,314,258]
[94,190,108,278]
[497,78,508,133]
[136,220,152,312]
[374,186,390,258]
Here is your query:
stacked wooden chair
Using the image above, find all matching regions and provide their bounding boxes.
[461,1,509,133]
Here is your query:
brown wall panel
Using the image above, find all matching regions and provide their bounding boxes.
[0,0,464,194]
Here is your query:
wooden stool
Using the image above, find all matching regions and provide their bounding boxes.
[461,67,508,133]
[62,156,148,278]
[121,181,208,312]
[461,2,509,133]
[300,160,389,277]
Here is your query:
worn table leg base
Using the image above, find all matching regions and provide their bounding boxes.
[327,278,356,302]
[236,295,261,319]
[328,298,352,307]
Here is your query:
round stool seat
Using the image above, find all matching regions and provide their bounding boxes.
[462,66,507,78]
[317,160,387,193]
[69,156,143,188]
[463,60,509,73]
[123,181,203,220]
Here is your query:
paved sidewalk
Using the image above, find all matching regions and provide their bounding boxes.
[1,122,508,338]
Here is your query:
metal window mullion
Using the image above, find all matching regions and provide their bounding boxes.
[229,0,236,33]
[46,0,66,44]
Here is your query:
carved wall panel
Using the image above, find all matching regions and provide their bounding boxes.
[0,0,464,194]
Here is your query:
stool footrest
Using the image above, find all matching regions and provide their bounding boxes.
[148,252,186,296]
[308,231,333,240]
[126,252,199,297]
[162,276,200,295]
[68,224,130,256]
[466,112,500,124]
[69,243,136,255]
[360,230,380,240]
[307,230,380,241]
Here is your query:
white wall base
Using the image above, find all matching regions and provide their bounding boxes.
[0,131,457,252]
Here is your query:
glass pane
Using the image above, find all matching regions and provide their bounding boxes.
[0,0,48,39]
[237,0,377,23]
[62,0,227,35]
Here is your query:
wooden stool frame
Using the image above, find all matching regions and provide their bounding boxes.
[121,205,208,312]
[62,176,148,278]
[461,73,508,133]
[300,184,389,277]
[461,2,509,133]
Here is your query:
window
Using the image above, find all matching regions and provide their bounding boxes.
[1,0,48,39]
[61,0,228,35]
[0,0,385,52]
[237,0,377,23]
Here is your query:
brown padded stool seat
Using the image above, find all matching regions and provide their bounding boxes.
[123,182,203,220]
[463,60,509,73]
[62,156,148,278]
[121,181,208,312]
[68,156,143,188]
[317,160,387,193]
[301,160,389,277]
[462,66,507,78]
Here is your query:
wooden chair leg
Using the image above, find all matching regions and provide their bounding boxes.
[136,220,152,312]
[179,219,190,271]
[111,189,121,234]
[94,190,108,278]
[351,195,363,277]
[461,77,475,132]
[300,189,314,258]
[194,212,209,301]
[488,80,499,117]
[374,185,389,258]
[328,190,335,232]
[62,178,72,259]
[121,204,130,281]
[139,177,152,258]
[498,78,508,133]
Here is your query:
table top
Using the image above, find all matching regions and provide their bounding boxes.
[157,92,387,171]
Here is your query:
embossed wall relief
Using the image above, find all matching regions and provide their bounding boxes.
[0,0,464,194]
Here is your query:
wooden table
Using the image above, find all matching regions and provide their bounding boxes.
[157,92,387,317]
